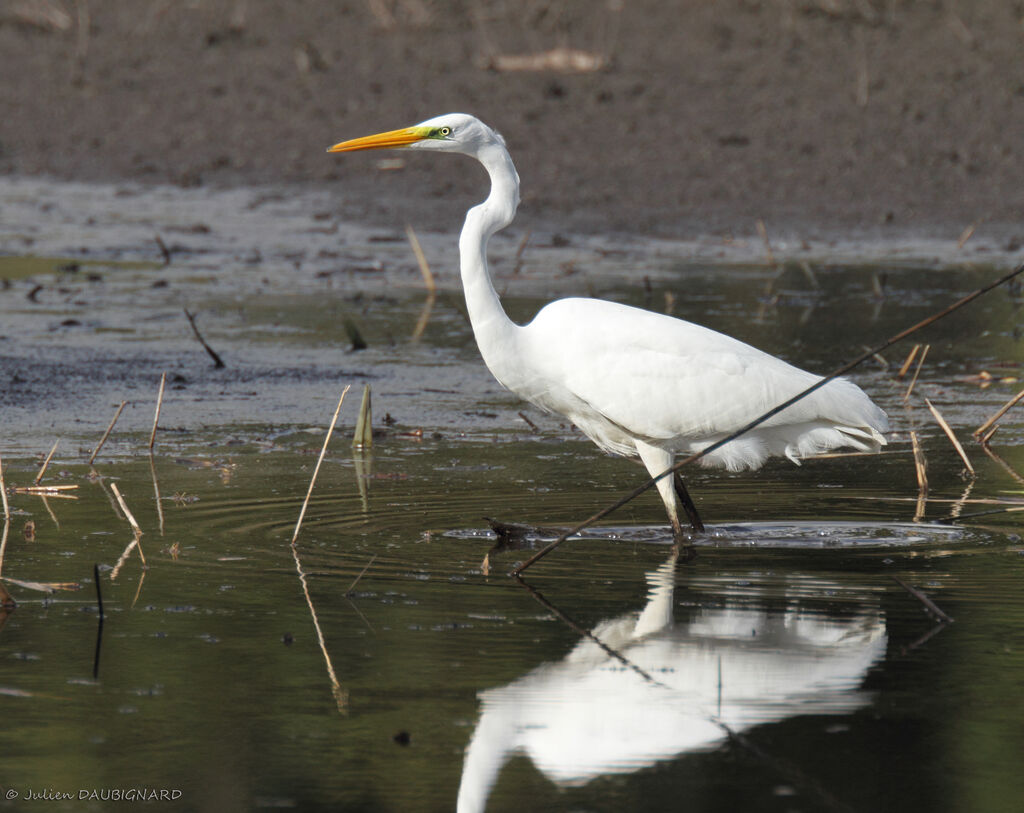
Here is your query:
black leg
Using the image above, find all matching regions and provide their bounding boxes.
[673,472,705,533]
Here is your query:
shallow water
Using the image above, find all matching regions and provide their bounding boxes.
[1,178,1024,811]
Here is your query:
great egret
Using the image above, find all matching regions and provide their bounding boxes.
[328,113,889,537]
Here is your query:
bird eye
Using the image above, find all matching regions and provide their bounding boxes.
[438,126,451,137]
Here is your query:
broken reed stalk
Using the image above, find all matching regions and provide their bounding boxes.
[973,386,1024,439]
[149,454,165,536]
[924,398,975,475]
[893,576,954,624]
[956,222,977,250]
[755,219,777,267]
[184,308,226,368]
[34,440,59,485]
[149,372,166,451]
[903,344,929,400]
[352,384,372,450]
[0,452,9,520]
[910,431,929,495]
[512,260,1024,575]
[292,384,352,545]
[896,344,920,379]
[110,483,143,537]
[405,224,436,293]
[89,400,127,465]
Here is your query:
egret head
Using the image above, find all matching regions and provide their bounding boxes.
[327,113,504,159]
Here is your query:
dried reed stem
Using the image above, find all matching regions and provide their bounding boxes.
[973,386,1024,439]
[923,398,975,475]
[910,431,929,495]
[755,219,777,267]
[344,554,378,595]
[980,424,999,445]
[34,440,59,485]
[896,344,920,379]
[405,224,436,293]
[956,222,977,250]
[292,384,352,545]
[979,440,1024,485]
[12,485,77,495]
[149,372,166,451]
[110,483,143,537]
[352,384,372,450]
[0,452,9,520]
[89,400,127,465]
[149,454,165,536]
[903,344,929,400]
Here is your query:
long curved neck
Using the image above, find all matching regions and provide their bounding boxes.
[459,142,521,383]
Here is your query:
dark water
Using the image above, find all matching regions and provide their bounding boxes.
[2,179,1024,811]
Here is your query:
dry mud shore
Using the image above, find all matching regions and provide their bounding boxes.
[1,0,1023,243]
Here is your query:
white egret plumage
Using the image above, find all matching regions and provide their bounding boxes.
[328,113,889,537]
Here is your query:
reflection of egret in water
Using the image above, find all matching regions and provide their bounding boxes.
[457,553,887,812]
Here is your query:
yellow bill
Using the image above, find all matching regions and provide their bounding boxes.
[327,125,431,153]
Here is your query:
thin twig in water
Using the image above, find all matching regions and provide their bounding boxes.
[34,440,59,485]
[513,261,1024,575]
[292,384,352,545]
[184,309,226,368]
[517,411,539,432]
[924,398,974,475]
[893,576,954,624]
[89,400,127,465]
[149,372,166,451]
[973,386,1024,440]
[94,562,104,621]
[903,344,929,400]
[344,554,378,595]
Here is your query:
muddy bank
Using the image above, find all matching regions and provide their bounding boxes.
[1,1,1023,240]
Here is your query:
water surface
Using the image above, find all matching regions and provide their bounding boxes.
[1,177,1023,812]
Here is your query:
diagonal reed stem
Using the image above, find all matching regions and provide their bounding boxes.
[292,384,352,545]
